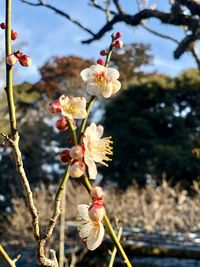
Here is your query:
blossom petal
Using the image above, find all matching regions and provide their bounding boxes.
[101,83,113,98]
[77,204,90,219]
[86,83,101,96]
[112,80,121,94]
[86,222,105,251]
[106,67,120,80]
[80,68,93,81]
[84,153,97,179]
[96,125,104,139]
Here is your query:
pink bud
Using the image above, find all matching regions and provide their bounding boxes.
[90,186,104,201]
[112,40,123,49]
[69,145,84,160]
[6,53,18,66]
[97,58,105,66]
[0,22,6,29]
[49,99,61,114]
[59,149,71,164]
[11,30,18,41]
[69,160,85,178]
[114,32,122,39]
[100,50,107,56]
[88,203,105,221]
[56,117,68,131]
[19,55,31,67]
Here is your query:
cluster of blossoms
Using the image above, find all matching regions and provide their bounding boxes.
[49,96,113,180]
[0,22,32,67]
[49,32,123,249]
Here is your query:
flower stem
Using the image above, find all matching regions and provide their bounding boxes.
[80,174,132,267]
[5,0,17,138]
[105,34,115,67]
[108,226,123,267]
[79,95,96,141]
[67,119,78,145]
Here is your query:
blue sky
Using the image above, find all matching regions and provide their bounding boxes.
[0,0,197,85]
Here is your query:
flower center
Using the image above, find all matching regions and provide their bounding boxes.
[63,103,78,115]
[94,71,109,86]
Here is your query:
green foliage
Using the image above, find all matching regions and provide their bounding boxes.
[102,70,200,188]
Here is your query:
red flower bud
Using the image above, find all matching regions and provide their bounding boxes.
[100,50,107,56]
[0,22,6,29]
[97,58,105,66]
[90,186,104,201]
[112,40,123,49]
[19,55,31,67]
[49,99,61,114]
[60,149,71,164]
[55,117,68,131]
[11,30,18,41]
[14,51,23,59]
[6,53,18,66]
[114,32,122,39]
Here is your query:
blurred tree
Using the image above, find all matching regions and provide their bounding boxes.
[110,43,153,87]
[34,56,93,98]
[102,69,200,188]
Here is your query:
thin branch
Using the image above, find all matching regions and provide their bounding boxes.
[82,9,199,43]
[21,0,95,36]
[190,42,200,70]
[174,32,196,58]
[45,167,70,239]
[0,244,20,267]
[113,0,125,14]
[89,0,116,15]
[108,226,123,267]
[141,23,179,44]
[176,0,200,16]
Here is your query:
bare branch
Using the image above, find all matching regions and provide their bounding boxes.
[0,244,20,267]
[176,0,200,16]
[82,8,198,43]
[190,42,200,70]
[89,0,116,15]
[113,0,125,14]
[21,0,95,36]
[141,23,179,44]
[174,32,196,58]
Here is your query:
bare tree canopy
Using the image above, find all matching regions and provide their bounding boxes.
[21,0,200,68]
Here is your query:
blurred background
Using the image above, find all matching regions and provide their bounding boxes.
[1,1,200,266]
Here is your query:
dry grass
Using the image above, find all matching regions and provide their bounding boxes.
[2,179,200,245]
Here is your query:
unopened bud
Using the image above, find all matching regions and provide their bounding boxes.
[49,99,61,113]
[14,51,23,59]
[100,50,107,56]
[6,53,18,66]
[69,145,84,160]
[114,32,122,39]
[19,55,31,67]
[112,40,123,49]
[90,186,104,200]
[56,117,68,131]
[0,22,6,29]
[88,203,105,221]
[11,30,18,40]
[97,58,105,66]
[60,149,71,164]
[69,161,85,178]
